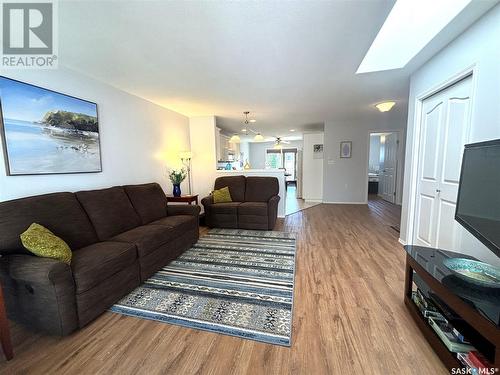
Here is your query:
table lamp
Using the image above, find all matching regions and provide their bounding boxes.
[179,151,192,195]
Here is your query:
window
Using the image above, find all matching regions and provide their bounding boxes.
[265,148,297,181]
[265,151,282,169]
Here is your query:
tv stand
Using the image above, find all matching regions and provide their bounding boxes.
[404,245,500,371]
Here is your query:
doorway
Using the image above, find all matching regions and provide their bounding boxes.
[367,131,399,204]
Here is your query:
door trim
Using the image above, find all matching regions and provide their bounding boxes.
[405,65,477,246]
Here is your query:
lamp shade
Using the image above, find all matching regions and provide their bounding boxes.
[254,133,264,142]
[229,134,241,143]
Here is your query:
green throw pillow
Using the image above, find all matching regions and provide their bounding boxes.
[20,223,72,264]
[212,186,232,203]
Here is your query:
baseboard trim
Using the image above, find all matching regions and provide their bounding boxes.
[304,199,323,203]
[322,201,366,205]
[398,238,407,246]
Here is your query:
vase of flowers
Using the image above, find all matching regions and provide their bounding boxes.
[168,168,187,197]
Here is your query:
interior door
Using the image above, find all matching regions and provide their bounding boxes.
[414,76,472,249]
[378,133,398,203]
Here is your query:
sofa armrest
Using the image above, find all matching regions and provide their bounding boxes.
[167,204,200,217]
[201,195,214,207]
[0,254,78,335]
[5,254,72,285]
[267,195,280,230]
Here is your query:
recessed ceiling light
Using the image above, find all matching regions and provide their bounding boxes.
[357,0,472,73]
[289,129,295,132]
[375,101,396,112]
[249,119,257,123]
[242,128,247,132]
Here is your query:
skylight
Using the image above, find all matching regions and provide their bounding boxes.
[356,0,472,74]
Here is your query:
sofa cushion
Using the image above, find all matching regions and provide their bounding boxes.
[212,186,232,203]
[124,183,168,224]
[214,176,246,202]
[238,202,268,216]
[0,192,98,255]
[20,223,72,264]
[71,241,137,294]
[210,202,242,214]
[151,215,197,233]
[76,187,142,241]
[112,225,177,258]
[244,177,279,202]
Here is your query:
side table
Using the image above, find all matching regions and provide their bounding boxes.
[0,282,13,361]
[166,194,199,205]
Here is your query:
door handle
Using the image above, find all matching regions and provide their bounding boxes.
[436,189,441,193]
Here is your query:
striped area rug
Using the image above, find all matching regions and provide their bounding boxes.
[110,228,297,346]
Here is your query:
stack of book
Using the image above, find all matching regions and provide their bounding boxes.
[428,317,475,353]
[457,351,494,373]
[412,290,475,353]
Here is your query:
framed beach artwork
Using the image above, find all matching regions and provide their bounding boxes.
[0,76,101,175]
[340,141,352,158]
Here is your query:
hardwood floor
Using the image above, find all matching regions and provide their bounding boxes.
[1,204,447,374]
[285,185,320,216]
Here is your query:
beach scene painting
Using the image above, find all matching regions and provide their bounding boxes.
[0,77,101,175]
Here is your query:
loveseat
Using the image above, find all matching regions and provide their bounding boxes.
[201,176,280,230]
[0,183,200,336]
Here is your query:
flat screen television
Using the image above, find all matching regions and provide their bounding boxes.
[455,139,500,258]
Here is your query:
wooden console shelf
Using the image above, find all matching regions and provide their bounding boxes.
[404,246,500,372]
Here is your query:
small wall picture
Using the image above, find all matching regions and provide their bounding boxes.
[313,144,323,159]
[0,76,101,175]
[340,141,352,158]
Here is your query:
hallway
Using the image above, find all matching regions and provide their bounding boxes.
[285,184,320,216]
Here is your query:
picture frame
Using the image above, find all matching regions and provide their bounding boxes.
[340,141,352,158]
[313,144,323,159]
[0,76,102,175]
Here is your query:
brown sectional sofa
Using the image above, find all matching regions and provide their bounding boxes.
[0,183,199,336]
[201,176,280,230]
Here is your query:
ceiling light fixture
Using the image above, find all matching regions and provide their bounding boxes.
[254,133,264,142]
[242,111,264,141]
[375,101,396,112]
[229,134,241,143]
[289,129,295,132]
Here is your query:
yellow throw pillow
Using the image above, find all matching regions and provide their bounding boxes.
[212,186,233,203]
[20,223,72,264]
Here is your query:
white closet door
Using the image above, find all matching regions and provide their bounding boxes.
[380,132,398,204]
[414,76,472,249]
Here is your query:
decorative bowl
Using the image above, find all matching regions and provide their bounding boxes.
[443,258,500,288]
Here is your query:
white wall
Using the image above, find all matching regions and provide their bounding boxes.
[400,4,500,265]
[189,116,217,200]
[0,67,190,201]
[323,118,405,204]
[302,132,324,201]
[248,140,303,169]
